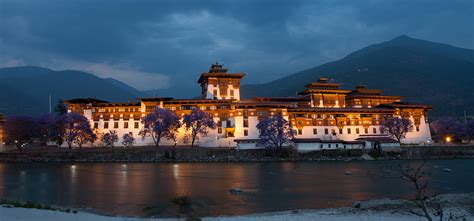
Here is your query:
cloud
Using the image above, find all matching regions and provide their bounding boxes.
[46,59,171,91]
[0,0,472,95]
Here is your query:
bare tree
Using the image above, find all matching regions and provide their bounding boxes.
[371,160,445,221]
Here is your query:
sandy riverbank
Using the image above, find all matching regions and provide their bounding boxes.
[1,193,473,221]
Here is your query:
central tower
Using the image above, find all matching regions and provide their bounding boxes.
[198,62,245,100]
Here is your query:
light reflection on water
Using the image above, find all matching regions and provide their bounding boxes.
[0,160,473,217]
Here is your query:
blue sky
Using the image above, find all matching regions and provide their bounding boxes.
[0,0,473,92]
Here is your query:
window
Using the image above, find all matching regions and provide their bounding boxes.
[298,129,303,135]
[124,122,129,129]
[213,90,218,99]
[94,122,98,129]
[373,128,377,134]
[134,122,139,129]
[226,120,232,128]
[313,128,317,134]
[243,118,249,127]
[336,144,339,148]
[218,128,222,134]
[331,129,336,135]
[356,128,360,134]
[230,89,234,96]
[114,122,119,129]
[325,128,329,134]
[416,126,420,132]
[339,128,343,134]
[347,128,351,134]
[104,122,109,129]
[244,129,248,136]
[365,128,369,134]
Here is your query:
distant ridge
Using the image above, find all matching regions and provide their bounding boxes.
[0,66,145,115]
[241,35,474,117]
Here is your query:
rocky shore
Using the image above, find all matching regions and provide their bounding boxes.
[0,145,473,163]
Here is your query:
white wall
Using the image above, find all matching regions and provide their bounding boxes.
[402,115,432,145]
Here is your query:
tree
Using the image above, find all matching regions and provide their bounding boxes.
[54,99,68,116]
[63,112,96,148]
[139,108,182,147]
[371,160,445,221]
[101,130,118,147]
[256,115,295,148]
[462,120,474,142]
[430,117,463,142]
[122,132,136,148]
[3,116,37,150]
[381,117,413,142]
[36,114,59,145]
[183,108,216,147]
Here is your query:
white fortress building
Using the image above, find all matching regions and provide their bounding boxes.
[66,63,432,150]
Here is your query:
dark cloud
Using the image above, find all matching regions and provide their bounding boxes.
[1,0,472,95]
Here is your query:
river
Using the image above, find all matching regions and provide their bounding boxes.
[0,160,473,217]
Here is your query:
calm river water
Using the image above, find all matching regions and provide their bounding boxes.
[0,160,473,217]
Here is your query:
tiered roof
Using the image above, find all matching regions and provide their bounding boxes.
[298,78,352,95]
[197,62,245,83]
[346,85,403,99]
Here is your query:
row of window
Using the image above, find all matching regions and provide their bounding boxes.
[93,121,140,129]
[296,127,381,135]
[98,108,140,113]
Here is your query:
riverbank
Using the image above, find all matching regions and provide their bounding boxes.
[1,145,474,163]
[1,193,473,220]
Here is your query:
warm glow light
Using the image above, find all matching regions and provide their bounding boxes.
[445,136,452,143]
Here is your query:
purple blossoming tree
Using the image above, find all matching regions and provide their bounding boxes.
[139,107,181,147]
[256,115,295,148]
[381,117,414,142]
[122,132,136,148]
[63,112,96,148]
[3,116,37,149]
[37,114,59,145]
[101,130,118,147]
[431,117,463,142]
[183,108,216,147]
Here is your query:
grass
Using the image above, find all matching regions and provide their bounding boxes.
[0,198,77,214]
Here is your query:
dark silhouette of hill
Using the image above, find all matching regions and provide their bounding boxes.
[241,35,474,117]
[0,66,144,115]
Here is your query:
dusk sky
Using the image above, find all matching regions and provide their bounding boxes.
[1,0,473,91]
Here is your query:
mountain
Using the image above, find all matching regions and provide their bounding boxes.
[0,66,145,115]
[241,35,474,117]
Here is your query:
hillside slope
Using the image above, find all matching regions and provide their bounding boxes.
[0,66,144,115]
[241,36,474,117]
